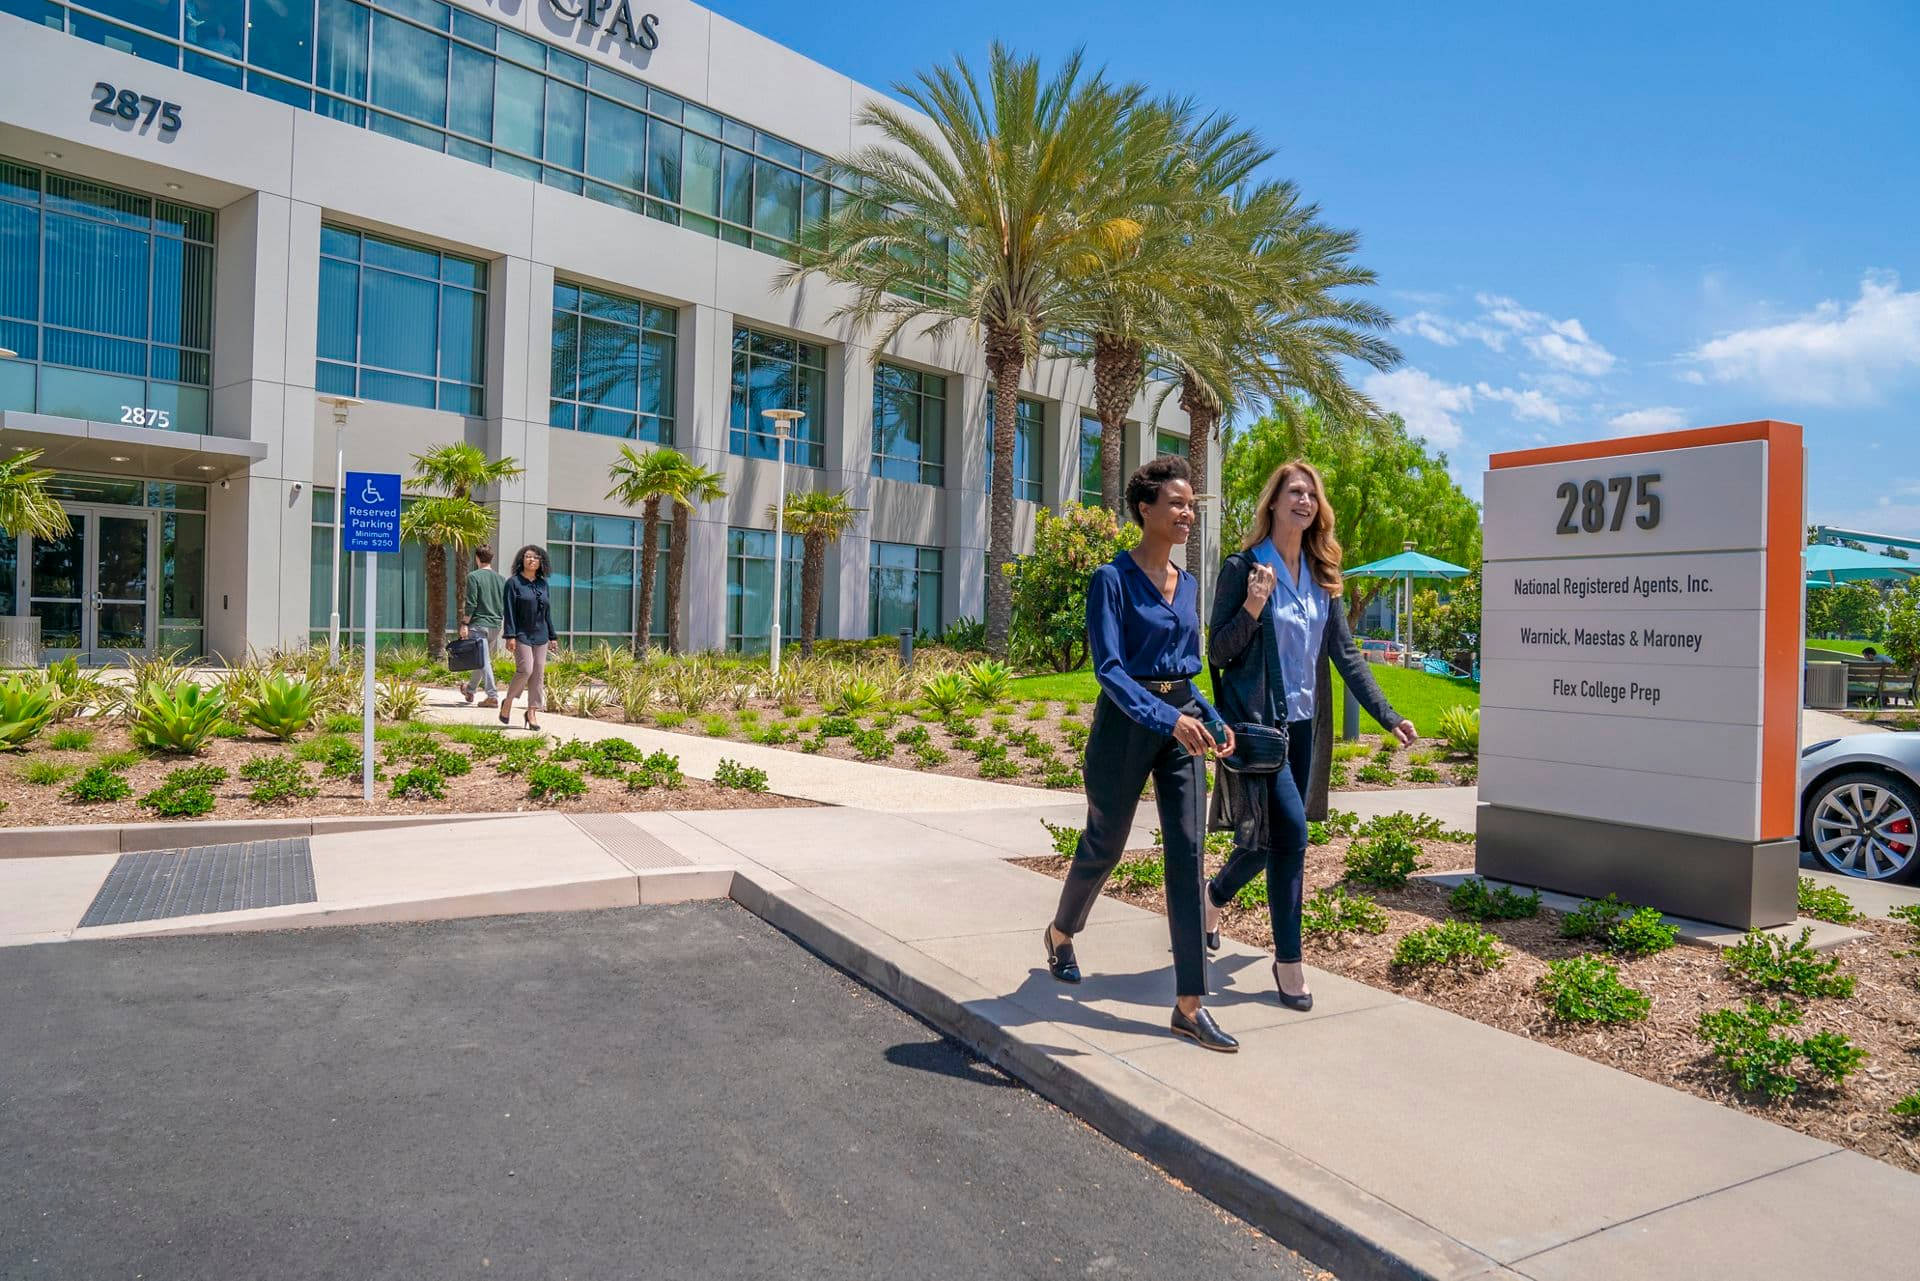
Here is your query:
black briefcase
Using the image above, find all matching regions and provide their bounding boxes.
[446,635,487,672]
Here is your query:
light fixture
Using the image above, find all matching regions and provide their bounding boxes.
[0,347,15,360]
[108,454,131,463]
[45,151,61,160]
[196,464,215,471]
[165,182,182,191]
[760,406,806,678]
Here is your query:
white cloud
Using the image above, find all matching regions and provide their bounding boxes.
[1400,292,1616,375]
[1363,368,1471,448]
[1606,406,1689,436]
[1476,382,1564,424]
[1687,271,1920,405]
[1677,369,1706,385]
[1524,371,1595,399]
[1525,317,1617,375]
[1405,312,1462,346]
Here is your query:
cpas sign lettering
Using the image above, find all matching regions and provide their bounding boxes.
[548,0,660,50]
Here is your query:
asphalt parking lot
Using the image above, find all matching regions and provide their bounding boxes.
[0,902,1326,1279]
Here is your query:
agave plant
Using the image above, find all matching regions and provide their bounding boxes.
[242,674,319,741]
[962,659,1013,703]
[40,656,108,722]
[1437,705,1480,758]
[376,677,426,722]
[0,674,58,751]
[128,682,228,754]
[920,672,969,717]
[833,678,884,716]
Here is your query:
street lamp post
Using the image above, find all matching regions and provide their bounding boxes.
[322,396,363,665]
[760,407,805,677]
[1193,493,1216,626]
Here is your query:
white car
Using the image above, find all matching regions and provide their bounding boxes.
[1799,732,1920,882]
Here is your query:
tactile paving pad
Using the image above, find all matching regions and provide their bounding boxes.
[79,839,317,928]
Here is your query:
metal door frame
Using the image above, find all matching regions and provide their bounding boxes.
[23,505,159,665]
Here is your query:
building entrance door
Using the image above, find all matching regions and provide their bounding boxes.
[26,508,156,663]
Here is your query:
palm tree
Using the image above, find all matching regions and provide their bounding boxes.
[659,461,727,653]
[605,444,694,652]
[782,44,1173,657]
[399,496,496,660]
[0,449,70,540]
[410,444,524,647]
[768,489,862,658]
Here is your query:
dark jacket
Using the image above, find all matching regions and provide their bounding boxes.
[501,573,554,647]
[1207,549,1401,834]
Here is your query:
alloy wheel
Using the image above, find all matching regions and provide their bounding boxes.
[1811,779,1918,880]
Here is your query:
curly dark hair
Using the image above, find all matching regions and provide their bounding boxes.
[1125,455,1193,526]
[511,544,552,580]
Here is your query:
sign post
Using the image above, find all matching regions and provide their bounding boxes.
[1476,421,1805,929]
[342,471,402,804]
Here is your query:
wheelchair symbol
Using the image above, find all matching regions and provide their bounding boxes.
[360,478,385,504]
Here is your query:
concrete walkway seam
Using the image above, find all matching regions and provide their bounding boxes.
[0,811,506,860]
[727,867,1505,1281]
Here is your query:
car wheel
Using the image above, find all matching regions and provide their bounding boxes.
[1804,769,1920,883]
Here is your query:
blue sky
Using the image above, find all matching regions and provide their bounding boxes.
[710,0,1919,535]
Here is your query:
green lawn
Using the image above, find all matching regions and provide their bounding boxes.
[1807,638,1873,656]
[1008,663,1478,735]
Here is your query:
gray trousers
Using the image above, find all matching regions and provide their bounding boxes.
[462,626,501,697]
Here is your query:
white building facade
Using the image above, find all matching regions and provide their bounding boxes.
[0,0,1203,662]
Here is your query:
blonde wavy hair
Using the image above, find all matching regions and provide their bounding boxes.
[1240,460,1343,595]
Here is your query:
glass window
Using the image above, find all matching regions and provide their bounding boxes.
[317,224,486,414]
[870,363,945,487]
[550,282,676,444]
[725,527,803,654]
[0,157,214,432]
[1078,414,1103,506]
[1156,429,1186,460]
[985,396,1043,503]
[545,510,670,647]
[729,326,825,468]
[869,543,942,640]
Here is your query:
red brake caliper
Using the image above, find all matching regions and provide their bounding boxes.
[1887,816,1915,855]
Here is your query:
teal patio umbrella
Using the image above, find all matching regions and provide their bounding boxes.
[1804,543,1920,585]
[1344,544,1473,666]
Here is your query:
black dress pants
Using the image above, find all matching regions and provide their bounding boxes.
[1051,689,1209,998]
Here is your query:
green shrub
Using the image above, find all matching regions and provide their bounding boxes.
[653,710,688,728]
[1391,921,1504,973]
[1610,907,1680,957]
[322,712,359,734]
[1452,762,1479,785]
[241,674,318,741]
[0,674,58,751]
[1060,721,1090,752]
[21,758,77,785]
[64,764,133,804]
[527,761,587,803]
[713,758,769,792]
[1697,1000,1866,1099]
[1328,764,1350,787]
[627,750,685,790]
[942,715,976,740]
[1449,877,1542,921]
[797,735,825,754]
[751,722,796,746]
[1332,741,1370,762]
[93,749,142,772]
[1356,762,1396,784]
[1893,1091,1920,1120]
[962,659,1013,703]
[832,678,884,715]
[1024,701,1049,721]
[1371,746,1395,765]
[595,737,646,764]
[447,726,511,758]
[1358,810,1465,842]
[894,724,931,747]
[48,727,94,751]
[701,714,733,737]
[978,756,1021,780]
[1724,928,1856,1000]
[241,755,318,804]
[818,714,859,739]
[1040,819,1081,859]
[389,765,447,800]
[1302,886,1390,942]
[1040,762,1082,789]
[1560,893,1631,941]
[1322,809,1361,838]
[1406,765,1441,783]
[920,673,969,716]
[849,728,893,761]
[990,714,1012,733]
[140,764,229,817]
[1111,857,1164,891]
[969,736,1009,763]
[1892,903,1920,945]
[213,719,247,739]
[1344,831,1423,889]
[128,682,227,754]
[1539,955,1651,1023]
[1437,705,1480,757]
[911,743,949,768]
[493,740,544,776]
[432,747,473,778]
[1232,877,1268,910]
[1796,877,1860,924]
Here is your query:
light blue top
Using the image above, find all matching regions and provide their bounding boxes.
[1252,538,1328,723]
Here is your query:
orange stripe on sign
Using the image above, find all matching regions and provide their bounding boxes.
[1487,419,1805,842]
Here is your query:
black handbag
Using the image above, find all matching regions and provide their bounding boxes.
[446,635,487,673]
[1221,722,1288,774]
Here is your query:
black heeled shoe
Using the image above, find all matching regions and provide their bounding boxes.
[524,709,540,733]
[1170,1005,1239,1053]
[1203,883,1224,952]
[1273,960,1314,1012]
[498,707,512,727]
[1043,926,1081,984]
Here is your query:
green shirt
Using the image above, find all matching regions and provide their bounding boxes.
[463,567,506,628]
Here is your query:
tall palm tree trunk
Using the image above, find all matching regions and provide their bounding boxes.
[984,326,1022,658]
[1180,374,1220,579]
[666,505,689,653]
[1093,336,1144,517]
[800,533,825,658]
[424,543,448,660]
[636,496,663,650]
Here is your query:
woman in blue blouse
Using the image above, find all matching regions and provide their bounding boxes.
[1044,456,1241,1053]
[1206,461,1415,1010]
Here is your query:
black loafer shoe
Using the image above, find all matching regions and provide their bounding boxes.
[1044,928,1081,984]
[1170,1005,1239,1053]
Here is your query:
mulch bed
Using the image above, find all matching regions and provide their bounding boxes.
[0,723,814,828]
[1016,834,1920,1175]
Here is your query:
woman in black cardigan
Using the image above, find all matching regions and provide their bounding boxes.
[1206,460,1417,1009]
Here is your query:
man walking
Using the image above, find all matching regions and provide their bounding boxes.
[461,546,506,707]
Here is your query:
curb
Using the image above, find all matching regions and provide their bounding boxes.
[0,811,512,860]
[727,867,1512,1281]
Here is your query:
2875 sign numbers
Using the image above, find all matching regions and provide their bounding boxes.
[1554,473,1662,534]
[90,82,182,135]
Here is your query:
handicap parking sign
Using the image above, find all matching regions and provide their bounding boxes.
[342,471,402,554]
